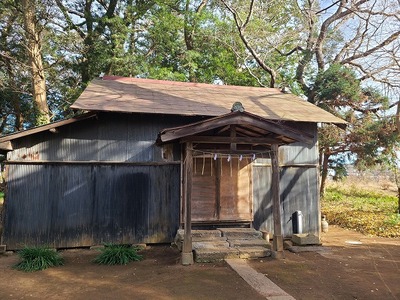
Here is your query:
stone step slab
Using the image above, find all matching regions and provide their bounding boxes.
[228,239,271,248]
[218,228,262,239]
[192,236,227,242]
[192,241,230,249]
[237,247,272,259]
[191,229,222,238]
[291,233,320,246]
[175,229,222,241]
[194,247,240,263]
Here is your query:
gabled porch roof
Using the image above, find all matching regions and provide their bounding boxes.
[158,110,314,150]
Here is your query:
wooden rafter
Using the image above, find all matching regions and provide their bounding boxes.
[159,111,314,145]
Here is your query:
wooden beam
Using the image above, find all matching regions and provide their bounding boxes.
[181,136,289,145]
[192,145,269,153]
[159,112,314,145]
[235,126,265,137]
[271,144,283,253]
[182,142,194,265]
[233,115,313,145]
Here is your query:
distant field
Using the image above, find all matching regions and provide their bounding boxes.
[322,181,400,238]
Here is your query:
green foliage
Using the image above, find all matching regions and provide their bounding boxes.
[316,66,397,195]
[14,246,64,272]
[322,185,400,238]
[93,244,143,265]
[332,165,348,181]
[350,115,398,167]
[314,63,361,106]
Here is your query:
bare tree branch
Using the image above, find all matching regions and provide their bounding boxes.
[54,0,86,39]
[220,0,276,87]
[342,31,400,63]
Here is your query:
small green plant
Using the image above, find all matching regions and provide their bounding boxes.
[384,214,400,226]
[93,244,143,265]
[14,246,64,272]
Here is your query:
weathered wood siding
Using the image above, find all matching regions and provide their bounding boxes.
[3,114,321,248]
[8,113,193,163]
[253,123,320,237]
[3,113,193,249]
[4,164,180,249]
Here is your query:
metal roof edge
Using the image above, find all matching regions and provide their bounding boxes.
[0,112,97,145]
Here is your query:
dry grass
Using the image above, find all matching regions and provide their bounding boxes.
[322,178,400,238]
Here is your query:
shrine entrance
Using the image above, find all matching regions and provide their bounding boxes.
[158,107,314,264]
[191,156,253,223]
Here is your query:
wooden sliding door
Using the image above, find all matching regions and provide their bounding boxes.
[190,157,253,223]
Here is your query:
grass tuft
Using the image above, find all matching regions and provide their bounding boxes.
[93,244,143,265]
[14,246,64,272]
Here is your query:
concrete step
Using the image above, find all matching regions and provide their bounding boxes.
[175,229,222,240]
[175,228,270,262]
[192,236,227,242]
[218,228,262,239]
[194,247,240,263]
[193,241,230,249]
[191,229,222,238]
[174,229,226,251]
[228,239,271,248]
[194,246,271,262]
[237,247,272,259]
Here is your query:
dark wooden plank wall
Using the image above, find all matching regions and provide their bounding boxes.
[3,113,193,249]
[8,113,196,163]
[252,123,320,237]
[4,164,180,250]
[253,166,319,237]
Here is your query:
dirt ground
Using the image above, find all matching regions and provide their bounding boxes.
[0,226,399,300]
[250,226,400,300]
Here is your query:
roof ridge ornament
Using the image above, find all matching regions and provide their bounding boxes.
[231,102,245,112]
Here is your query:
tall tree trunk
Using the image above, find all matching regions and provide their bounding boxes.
[21,0,50,125]
[398,187,400,214]
[320,148,330,197]
[393,166,400,214]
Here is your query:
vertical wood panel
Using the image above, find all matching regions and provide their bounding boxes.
[191,158,217,221]
[9,113,201,163]
[190,157,253,222]
[3,163,180,249]
[252,166,319,238]
[219,158,252,221]
[279,123,318,165]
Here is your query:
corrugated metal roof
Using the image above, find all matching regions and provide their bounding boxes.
[71,76,346,125]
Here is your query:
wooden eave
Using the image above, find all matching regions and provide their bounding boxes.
[72,77,348,127]
[158,111,314,147]
[0,113,97,151]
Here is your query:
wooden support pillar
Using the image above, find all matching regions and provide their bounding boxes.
[182,142,194,265]
[271,144,284,253]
